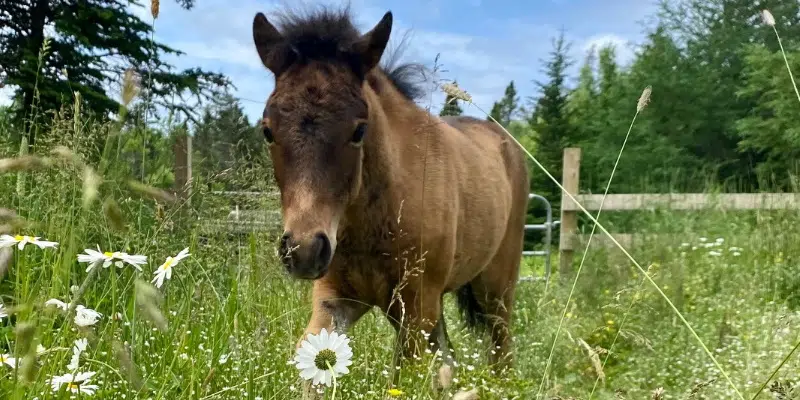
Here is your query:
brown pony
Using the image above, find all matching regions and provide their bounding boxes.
[251,5,529,391]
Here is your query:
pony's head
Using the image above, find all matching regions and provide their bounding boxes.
[252,8,403,280]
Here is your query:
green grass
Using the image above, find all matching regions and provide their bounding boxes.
[1,122,799,400]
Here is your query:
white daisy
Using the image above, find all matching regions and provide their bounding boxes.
[0,303,7,320]
[67,338,88,371]
[49,371,98,395]
[45,298,69,311]
[74,305,102,327]
[0,353,17,368]
[78,246,147,272]
[152,247,190,288]
[0,234,59,250]
[294,328,353,387]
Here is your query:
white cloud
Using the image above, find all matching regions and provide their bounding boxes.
[580,33,637,66]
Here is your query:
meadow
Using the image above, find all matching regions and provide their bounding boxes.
[0,107,799,400]
[1,2,800,399]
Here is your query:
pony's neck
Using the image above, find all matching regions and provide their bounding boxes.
[345,71,427,230]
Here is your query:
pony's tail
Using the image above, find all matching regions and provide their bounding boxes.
[456,283,488,332]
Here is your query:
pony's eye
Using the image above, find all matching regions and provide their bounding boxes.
[351,123,367,145]
[263,126,274,143]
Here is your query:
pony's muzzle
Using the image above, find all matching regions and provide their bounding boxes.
[278,231,332,280]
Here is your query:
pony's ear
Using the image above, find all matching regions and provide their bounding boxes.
[253,12,286,74]
[352,11,393,73]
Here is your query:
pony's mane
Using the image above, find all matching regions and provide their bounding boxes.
[270,6,428,102]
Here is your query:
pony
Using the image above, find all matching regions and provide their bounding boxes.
[251,5,529,393]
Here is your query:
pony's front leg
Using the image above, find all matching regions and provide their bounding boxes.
[297,279,369,400]
[386,286,444,388]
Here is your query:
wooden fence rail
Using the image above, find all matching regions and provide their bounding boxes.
[557,147,800,279]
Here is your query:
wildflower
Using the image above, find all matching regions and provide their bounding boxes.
[78,246,147,272]
[0,234,58,250]
[152,247,190,288]
[294,328,353,387]
[45,298,68,311]
[49,371,98,395]
[0,303,7,320]
[74,306,102,327]
[0,353,17,368]
[388,388,404,396]
[67,338,88,371]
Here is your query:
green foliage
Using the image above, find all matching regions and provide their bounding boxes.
[192,93,270,191]
[736,44,800,187]
[488,81,521,127]
[0,0,231,143]
[527,31,574,208]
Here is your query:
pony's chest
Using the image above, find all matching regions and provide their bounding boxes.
[332,251,395,307]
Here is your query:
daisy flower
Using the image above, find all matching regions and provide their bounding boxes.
[78,246,147,272]
[294,328,353,387]
[74,306,102,327]
[44,298,68,311]
[67,338,88,371]
[0,303,7,320]
[0,234,58,250]
[0,353,17,368]
[49,371,98,395]
[152,247,190,288]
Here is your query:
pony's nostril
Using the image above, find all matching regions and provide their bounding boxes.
[313,232,332,267]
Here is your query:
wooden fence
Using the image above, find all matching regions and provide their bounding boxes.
[174,141,800,278]
[557,147,800,277]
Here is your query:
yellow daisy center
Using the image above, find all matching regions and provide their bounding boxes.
[314,349,337,370]
[67,382,80,390]
[0,355,7,362]
[13,235,24,241]
[103,251,114,257]
[162,257,174,270]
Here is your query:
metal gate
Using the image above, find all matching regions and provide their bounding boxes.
[519,193,559,283]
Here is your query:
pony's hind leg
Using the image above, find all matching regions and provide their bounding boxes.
[430,305,456,390]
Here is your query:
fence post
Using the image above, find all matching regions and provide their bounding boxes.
[559,147,581,280]
[174,132,192,205]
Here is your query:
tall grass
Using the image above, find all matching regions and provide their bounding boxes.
[0,4,799,400]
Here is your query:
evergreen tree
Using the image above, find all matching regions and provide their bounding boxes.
[193,94,267,191]
[487,81,520,127]
[0,0,231,144]
[527,30,574,202]
[439,81,464,116]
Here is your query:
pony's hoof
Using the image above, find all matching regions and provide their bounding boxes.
[436,364,453,390]
[452,388,479,400]
[300,380,323,400]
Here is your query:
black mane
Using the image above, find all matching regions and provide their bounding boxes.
[270,6,428,102]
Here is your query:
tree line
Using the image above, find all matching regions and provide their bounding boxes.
[3,0,800,233]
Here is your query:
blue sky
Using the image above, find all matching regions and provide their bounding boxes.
[1,0,660,122]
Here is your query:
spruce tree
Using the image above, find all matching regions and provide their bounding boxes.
[488,80,520,127]
[0,0,231,144]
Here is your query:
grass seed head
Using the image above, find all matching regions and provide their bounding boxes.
[637,86,652,112]
[0,155,52,173]
[762,10,775,27]
[82,166,101,209]
[442,81,472,103]
[121,68,141,107]
[151,0,160,19]
[102,196,127,232]
[128,180,178,203]
[135,280,168,332]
